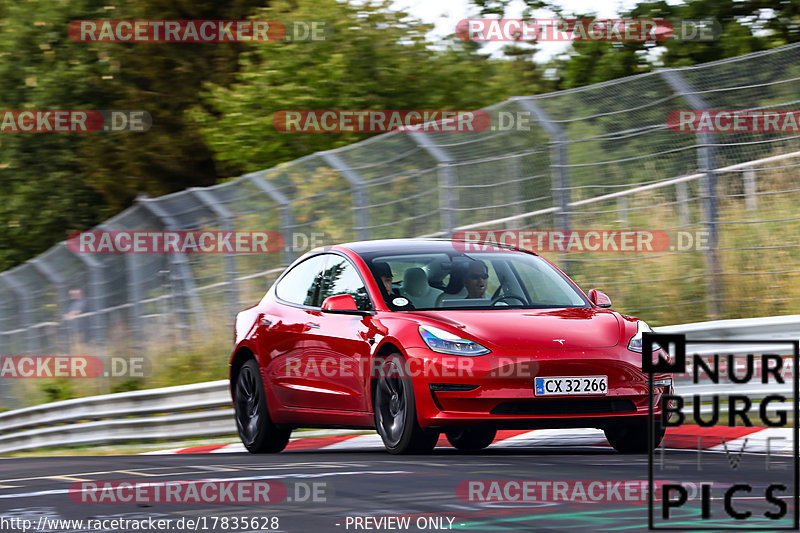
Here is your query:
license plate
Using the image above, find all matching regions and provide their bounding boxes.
[534,376,608,396]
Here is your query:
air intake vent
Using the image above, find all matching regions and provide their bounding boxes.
[429,383,479,392]
[491,399,636,416]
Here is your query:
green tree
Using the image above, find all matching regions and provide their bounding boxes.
[195,0,543,177]
[79,0,274,210]
[0,0,272,269]
[470,0,800,88]
[0,0,116,269]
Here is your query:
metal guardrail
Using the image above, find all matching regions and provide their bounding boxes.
[0,380,232,454]
[0,315,797,454]
[660,315,800,360]
[659,315,800,342]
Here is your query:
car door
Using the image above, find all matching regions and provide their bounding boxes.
[260,254,327,409]
[296,254,375,412]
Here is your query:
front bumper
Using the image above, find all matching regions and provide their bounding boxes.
[401,346,671,429]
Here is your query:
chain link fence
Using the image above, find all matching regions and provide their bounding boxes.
[2,43,800,408]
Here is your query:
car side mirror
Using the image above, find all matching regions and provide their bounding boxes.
[587,289,612,308]
[321,294,372,315]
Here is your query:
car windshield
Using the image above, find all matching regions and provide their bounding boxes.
[363,250,589,311]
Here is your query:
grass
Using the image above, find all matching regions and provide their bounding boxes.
[4,331,233,409]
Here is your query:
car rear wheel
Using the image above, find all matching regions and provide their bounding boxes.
[234,359,291,453]
[604,420,666,453]
[374,354,439,454]
[445,426,497,451]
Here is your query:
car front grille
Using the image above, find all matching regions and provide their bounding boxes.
[490,398,636,416]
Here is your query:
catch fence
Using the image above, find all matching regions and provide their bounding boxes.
[2,43,800,408]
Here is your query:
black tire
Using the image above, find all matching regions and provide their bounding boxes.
[234,359,291,453]
[373,354,439,454]
[604,419,666,453]
[445,426,497,451]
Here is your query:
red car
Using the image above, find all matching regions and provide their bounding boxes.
[229,239,672,454]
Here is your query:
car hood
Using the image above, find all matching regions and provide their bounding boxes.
[410,307,621,349]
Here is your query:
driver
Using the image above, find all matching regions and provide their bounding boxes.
[373,261,415,310]
[463,260,489,299]
[374,261,397,296]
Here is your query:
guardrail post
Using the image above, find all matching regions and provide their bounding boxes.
[676,181,691,226]
[0,276,15,408]
[248,172,296,264]
[99,223,144,353]
[68,244,108,351]
[503,155,525,225]
[407,131,456,236]
[189,188,239,317]
[661,69,722,319]
[516,98,571,272]
[137,196,207,334]
[2,271,38,354]
[320,151,369,241]
[617,197,629,225]
[744,169,757,210]
[0,280,7,357]
[30,258,70,355]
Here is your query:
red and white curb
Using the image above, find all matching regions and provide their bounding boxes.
[142,425,793,455]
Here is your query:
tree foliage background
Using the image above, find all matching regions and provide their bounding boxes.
[1,0,799,270]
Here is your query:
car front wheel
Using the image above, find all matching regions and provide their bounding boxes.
[445,426,497,451]
[604,420,666,453]
[374,354,439,454]
[234,359,291,453]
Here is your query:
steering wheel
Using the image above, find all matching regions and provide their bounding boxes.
[492,294,526,306]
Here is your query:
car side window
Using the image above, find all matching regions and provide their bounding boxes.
[275,255,328,307]
[318,256,372,311]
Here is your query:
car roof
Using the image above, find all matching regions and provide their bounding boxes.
[318,238,538,256]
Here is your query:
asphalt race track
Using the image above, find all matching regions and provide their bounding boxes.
[0,446,794,533]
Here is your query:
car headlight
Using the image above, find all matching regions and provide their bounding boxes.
[627,321,661,353]
[418,325,490,356]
